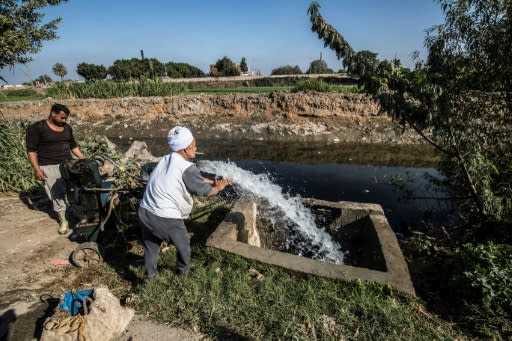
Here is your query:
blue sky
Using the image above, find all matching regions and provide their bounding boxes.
[1,1,444,84]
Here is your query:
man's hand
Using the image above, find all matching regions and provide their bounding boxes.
[208,178,233,196]
[214,178,231,191]
[34,168,47,181]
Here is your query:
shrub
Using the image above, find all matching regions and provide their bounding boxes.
[47,79,186,99]
[291,79,332,92]
[450,242,512,338]
[271,65,303,75]
[0,119,41,192]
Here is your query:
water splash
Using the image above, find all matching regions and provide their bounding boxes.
[198,160,345,264]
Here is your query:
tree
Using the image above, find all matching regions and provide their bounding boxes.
[76,63,107,82]
[108,59,133,81]
[26,74,52,86]
[165,62,205,78]
[240,57,248,73]
[52,63,67,80]
[0,0,67,82]
[308,1,512,225]
[271,65,303,75]
[107,58,166,81]
[306,59,333,74]
[213,56,239,77]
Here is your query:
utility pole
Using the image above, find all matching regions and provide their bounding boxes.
[140,49,145,60]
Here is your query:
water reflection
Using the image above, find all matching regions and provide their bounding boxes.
[113,138,455,232]
[130,137,440,168]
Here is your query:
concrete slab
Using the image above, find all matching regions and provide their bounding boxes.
[206,198,415,296]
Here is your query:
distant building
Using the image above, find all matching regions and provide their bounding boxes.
[1,84,25,89]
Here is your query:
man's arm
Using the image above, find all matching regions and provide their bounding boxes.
[27,151,46,180]
[184,166,232,197]
[71,147,85,159]
[26,123,46,180]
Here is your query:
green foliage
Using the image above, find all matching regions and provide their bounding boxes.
[47,79,186,99]
[76,63,107,82]
[78,135,123,161]
[271,65,303,75]
[292,79,361,93]
[107,59,134,81]
[51,62,67,80]
[112,246,462,340]
[221,65,240,77]
[0,0,67,70]
[1,88,39,97]
[308,0,512,224]
[30,74,53,86]
[292,78,331,92]
[81,197,463,341]
[0,119,41,192]
[185,86,293,95]
[306,59,333,74]
[0,88,45,102]
[165,62,205,78]
[108,58,165,82]
[213,56,240,77]
[450,242,512,338]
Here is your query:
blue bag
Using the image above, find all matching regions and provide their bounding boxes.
[59,288,95,316]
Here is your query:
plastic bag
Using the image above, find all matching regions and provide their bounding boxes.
[41,286,134,341]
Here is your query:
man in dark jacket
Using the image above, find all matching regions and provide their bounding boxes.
[26,103,85,234]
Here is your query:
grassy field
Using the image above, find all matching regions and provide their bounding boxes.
[71,199,465,341]
[0,88,46,102]
[184,86,294,94]
[0,81,360,102]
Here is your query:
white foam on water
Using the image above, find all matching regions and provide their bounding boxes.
[198,160,345,264]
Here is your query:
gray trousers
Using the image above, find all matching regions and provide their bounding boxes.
[138,206,191,278]
[40,164,67,213]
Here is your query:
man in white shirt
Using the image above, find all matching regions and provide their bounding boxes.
[138,126,231,279]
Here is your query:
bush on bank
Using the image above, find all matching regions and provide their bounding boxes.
[449,242,512,339]
[291,78,361,93]
[0,119,41,192]
[47,79,186,99]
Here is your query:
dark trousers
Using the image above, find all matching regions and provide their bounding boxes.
[138,206,191,278]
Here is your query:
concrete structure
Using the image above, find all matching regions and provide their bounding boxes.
[206,198,415,296]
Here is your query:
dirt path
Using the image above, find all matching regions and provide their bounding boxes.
[0,193,204,340]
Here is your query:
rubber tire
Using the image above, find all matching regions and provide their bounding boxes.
[71,242,102,268]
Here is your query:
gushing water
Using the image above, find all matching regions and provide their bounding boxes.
[199,160,345,264]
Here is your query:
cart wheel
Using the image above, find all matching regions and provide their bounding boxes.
[71,242,102,268]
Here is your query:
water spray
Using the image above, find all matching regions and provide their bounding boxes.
[199,160,345,264]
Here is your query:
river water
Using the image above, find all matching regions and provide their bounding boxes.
[114,137,456,233]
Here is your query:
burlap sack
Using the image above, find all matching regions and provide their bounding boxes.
[41,286,134,341]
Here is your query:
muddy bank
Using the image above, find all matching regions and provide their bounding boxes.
[0,93,424,143]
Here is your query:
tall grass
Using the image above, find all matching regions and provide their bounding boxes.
[185,86,293,94]
[0,88,45,102]
[47,79,186,99]
[0,118,41,192]
[292,78,362,93]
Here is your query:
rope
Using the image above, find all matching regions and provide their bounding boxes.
[44,314,86,341]
[99,192,118,231]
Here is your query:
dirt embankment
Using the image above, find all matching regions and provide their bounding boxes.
[0,93,424,143]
